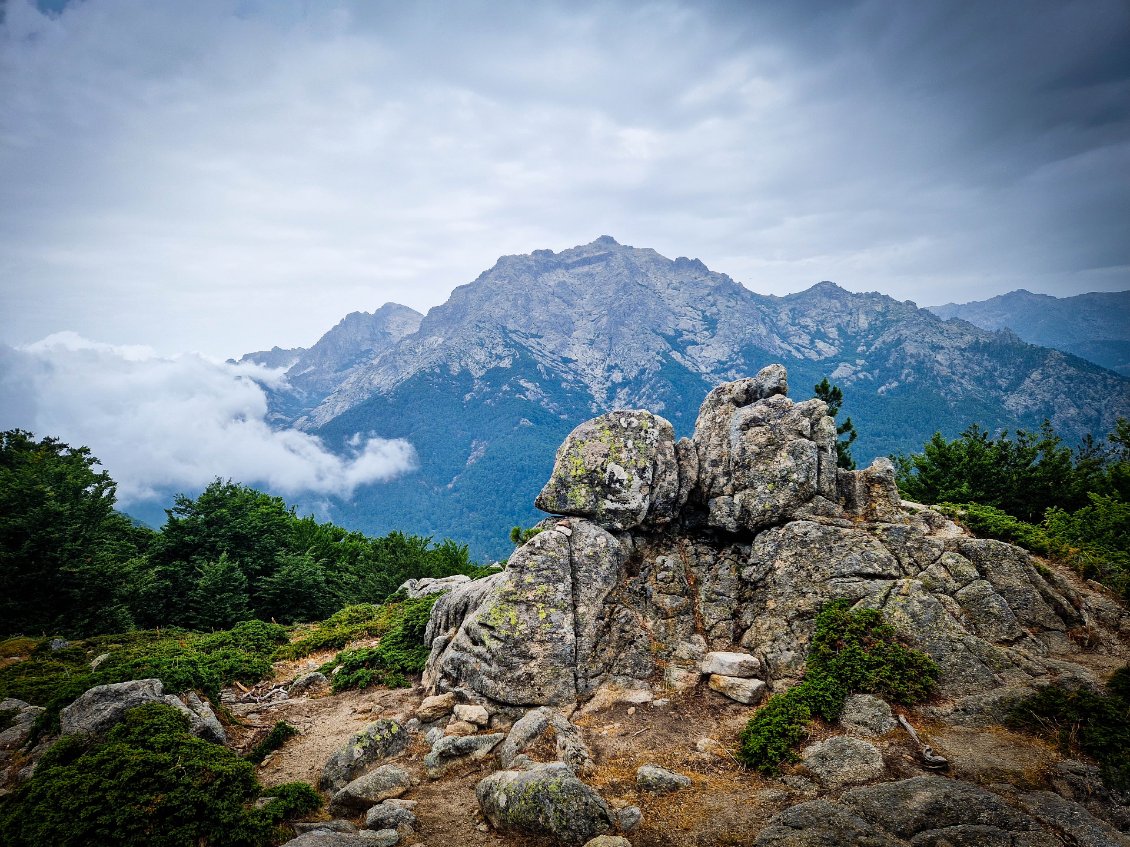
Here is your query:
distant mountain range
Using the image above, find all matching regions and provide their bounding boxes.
[930,289,1130,376]
[242,237,1130,560]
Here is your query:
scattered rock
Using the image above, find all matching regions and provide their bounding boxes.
[801,736,885,788]
[453,704,490,726]
[48,638,70,651]
[329,765,412,813]
[838,694,896,737]
[700,651,761,678]
[365,801,418,830]
[424,733,505,779]
[404,717,420,734]
[583,837,632,847]
[89,652,110,670]
[176,691,226,744]
[636,764,691,793]
[320,719,409,793]
[476,762,614,846]
[424,727,443,746]
[707,674,766,705]
[415,692,456,722]
[359,831,399,847]
[444,720,476,737]
[616,805,642,832]
[293,820,357,834]
[289,672,328,696]
[498,708,550,768]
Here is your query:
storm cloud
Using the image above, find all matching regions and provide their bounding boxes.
[0,333,417,503]
[1,0,1128,358]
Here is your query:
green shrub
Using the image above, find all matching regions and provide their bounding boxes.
[273,603,392,661]
[934,503,1054,556]
[320,595,438,693]
[245,721,300,765]
[737,600,938,774]
[1005,667,1130,791]
[0,703,318,847]
[0,622,285,740]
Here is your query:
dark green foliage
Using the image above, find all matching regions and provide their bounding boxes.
[933,503,1054,556]
[321,596,439,692]
[737,601,938,774]
[509,525,543,546]
[814,378,857,469]
[0,621,286,737]
[273,603,391,661]
[0,430,153,636]
[189,553,252,631]
[0,703,318,847]
[894,422,1103,523]
[1006,667,1130,791]
[245,721,300,765]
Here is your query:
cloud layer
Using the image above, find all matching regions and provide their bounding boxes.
[0,333,416,503]
[0,0,1128,357]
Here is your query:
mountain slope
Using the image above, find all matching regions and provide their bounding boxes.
[257,238,1129,559]
[930,289,1130,376]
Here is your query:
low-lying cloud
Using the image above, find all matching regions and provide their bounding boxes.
[0,332,416,504]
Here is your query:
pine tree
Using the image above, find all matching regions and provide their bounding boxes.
[814,379,858,469]
[189,553,251,630]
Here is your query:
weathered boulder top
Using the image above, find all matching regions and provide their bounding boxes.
[424,365,1129,715]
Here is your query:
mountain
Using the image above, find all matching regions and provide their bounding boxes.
[253,237,1130,560]
[233,345,305,369]
[930,289,1130,376]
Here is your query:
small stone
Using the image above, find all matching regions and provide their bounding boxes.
[365,800,417,830]
[477,823,489,832]
[707,674,766,705]
[89,652,110,670]
[701,651,761,678]
[616,806,643,832]
[664,667,701,693]
[626,706,636,716]
[444,720,476,737]
[425,733,505,779]
[404,718,421,734]
[289,672,328,696]
[416,692,456,722]
[424,727,443,745]
[650,699,670,709]
[636,764,691,793]
[48,638,70,651]
[695,738,726,756]
[453,704,490,726]
[329,765,412,813]
[583,837,632,847]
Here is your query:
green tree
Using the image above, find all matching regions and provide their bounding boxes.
[814,378,857,469]
[509,525,543,546]
[257,551,334,624]
[0,430,153,636]
[189,553,251,631]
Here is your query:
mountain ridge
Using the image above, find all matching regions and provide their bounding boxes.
[248,237,1130,559]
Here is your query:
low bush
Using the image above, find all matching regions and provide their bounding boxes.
[0,703,319,847]
[273,603,392,661]
[1006,666,1130,791]
[0,621,286,739]
[245,721,300,765]
[320,595,438,693]
[737,600,938,774]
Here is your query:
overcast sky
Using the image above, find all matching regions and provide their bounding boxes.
[1,0,1127,359]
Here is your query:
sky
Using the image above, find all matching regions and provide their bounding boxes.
[1,0,1128,506]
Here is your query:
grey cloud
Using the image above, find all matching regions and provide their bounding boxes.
[0,0,1126,358]
[0,332,417,502]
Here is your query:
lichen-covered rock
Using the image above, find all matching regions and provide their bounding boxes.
[801,736,885,788]
[535,410,681,530]
[422,366,1129,721]
[636,764,691,792]
[60,679,167,736]
[424,733,504,778]
[838,694,895,737]
[398,574,471,599]
[701,650,761,678]
[320,719,409,792]
[290,672,328,696]
[837,458,907,524]
[328,764,411,813]
[365,800,417,830]
[692,364,838,532]
[476,762,614,846]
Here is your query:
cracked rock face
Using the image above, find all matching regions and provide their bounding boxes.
[423,365,1129,713]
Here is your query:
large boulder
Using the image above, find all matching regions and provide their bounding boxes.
[320,719,409,793]
[692,364,838,532]
[328,765,411,814]
[422,365,1129,719]
[535,409,682,529]
[476,762,614,846]
[60,679,167,736]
